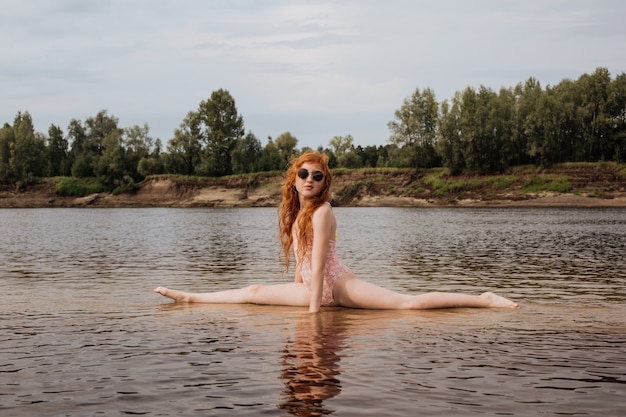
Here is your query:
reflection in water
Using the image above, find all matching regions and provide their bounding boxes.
[279,311,346,416]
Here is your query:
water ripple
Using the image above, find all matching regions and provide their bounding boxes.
[1,208,625,416]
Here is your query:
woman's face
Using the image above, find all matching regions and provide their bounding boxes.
[294,162,325,202]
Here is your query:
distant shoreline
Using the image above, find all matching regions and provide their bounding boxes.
[2,163,626,208]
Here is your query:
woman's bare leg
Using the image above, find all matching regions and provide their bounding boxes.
[153,283,310,307]
[334,277,517,309]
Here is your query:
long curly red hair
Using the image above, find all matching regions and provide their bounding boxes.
[278,151,332,271]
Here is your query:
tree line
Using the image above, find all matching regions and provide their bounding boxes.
[1,67,624,191]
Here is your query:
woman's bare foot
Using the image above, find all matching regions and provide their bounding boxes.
[153,287,191,302]
[481,292,518,308]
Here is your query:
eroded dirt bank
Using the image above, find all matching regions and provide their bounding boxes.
[1,164,626,208]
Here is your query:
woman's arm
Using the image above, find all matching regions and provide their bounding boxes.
[308,204,333,313]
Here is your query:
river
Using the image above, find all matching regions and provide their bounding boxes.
[1,207,625,416]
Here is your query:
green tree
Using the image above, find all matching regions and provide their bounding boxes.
[69,110,121,178]
[0,123,14,183]
[257,138,282,171]
[514,77,543,165]
[329,135,353,158]
[46,124,70,177]
[124,123,154,180]
[375,143,407,167]
[328,134,360,168]
[458,86,506,173]
[68,119,91,176]
[316,146,338,168]
[275,131,299,169]
[11,112,47,184]
[84,110,121,156]
[556,79,584,164]
[492,87,518,170]
[388,87,439,168]
[458,87,479,170]
[232,131,262,174]
[610,72,626,161]
[527,87,566,166]
[339,151,362,168]
[96,129,126,188]
[438,93,464,174]
[165,112,202,175]
[355,145,379,168]
[137,138,164,177]
[578,67,615,161]
[196,89,245,176]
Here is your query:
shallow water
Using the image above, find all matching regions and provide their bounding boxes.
[1,207,625,416]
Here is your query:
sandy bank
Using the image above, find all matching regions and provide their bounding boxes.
[1,175,625,209]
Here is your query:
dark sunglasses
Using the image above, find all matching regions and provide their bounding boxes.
[297,168,324,182]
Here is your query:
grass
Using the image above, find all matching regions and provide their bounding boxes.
[55,177,106,197]
[488,175,519,189]
[521,175,573,193]
[422,171,490,196]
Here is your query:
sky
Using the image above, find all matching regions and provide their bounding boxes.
[1,0,625,150]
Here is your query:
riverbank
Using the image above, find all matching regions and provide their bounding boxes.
[1,163,626,208]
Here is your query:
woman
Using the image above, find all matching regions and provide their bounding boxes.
[154,151,517,312]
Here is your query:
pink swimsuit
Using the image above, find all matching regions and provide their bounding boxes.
[293,233,353,306]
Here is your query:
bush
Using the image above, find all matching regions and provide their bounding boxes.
[55,177,105,196]
[112,176,140,195]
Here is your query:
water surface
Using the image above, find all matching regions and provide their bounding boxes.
[1,207,625,416]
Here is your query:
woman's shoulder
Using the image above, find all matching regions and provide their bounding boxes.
[313,201,333,217]
[312,202,336,228]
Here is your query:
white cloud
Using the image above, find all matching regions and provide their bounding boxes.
[1,0,625,148]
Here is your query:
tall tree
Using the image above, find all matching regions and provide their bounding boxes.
[329,135,353,157]
[84,110,121,156]
[0,122,14,183]
[438,93,464,174]
[578,67,614,161]
[69,111,121,178]
[492,87,518,170]
[529,87,567,166]
[231,131,262,174]
[196,89,244,176]
[137,137,164,178]
[257,138,283,172]
[275,131,299,168]
[610,72,626,161]
[329,135,361,168]
[514,77,543,165]
[96,129,126,187]
[46,124,70,177]
[388,87,439,168]
[458,86,506,172]
[458,87,480,170]
[355,145,380,168]
[551,79,580,163]
[165,111,202,175]
[67,118,89,176]
[11,111,46,183]
[124,123,153,181]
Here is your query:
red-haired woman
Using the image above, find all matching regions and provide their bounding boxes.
[154,151,517,312]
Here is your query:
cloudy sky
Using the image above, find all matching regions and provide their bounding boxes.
[1,0,625,149]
